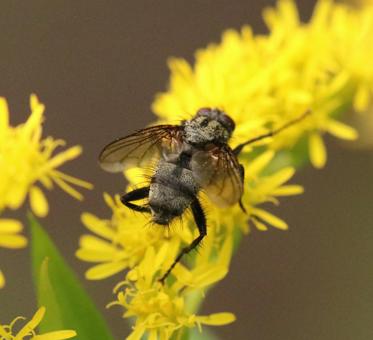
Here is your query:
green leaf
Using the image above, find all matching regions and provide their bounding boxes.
[29,213,115,340]
[37,257,64,330]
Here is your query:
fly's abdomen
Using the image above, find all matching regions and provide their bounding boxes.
[149,161,199,225]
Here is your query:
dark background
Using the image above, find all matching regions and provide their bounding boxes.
[1,1,373,339]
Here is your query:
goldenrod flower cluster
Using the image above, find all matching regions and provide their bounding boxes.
[0,307,76,340]
[0,95,92,288]
[77,1,373,339]
[153,0,371,168]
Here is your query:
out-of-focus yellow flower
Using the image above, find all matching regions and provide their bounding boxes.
[0,306,76,340]
[108,247,235,340]
[0,94,92,288]
[0,95,92,218]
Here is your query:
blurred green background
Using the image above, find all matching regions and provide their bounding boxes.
[1,0,373,339]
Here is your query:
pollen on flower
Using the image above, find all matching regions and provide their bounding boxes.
[0,306,76,339]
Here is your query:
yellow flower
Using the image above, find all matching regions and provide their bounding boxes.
[0,94,92,288]
[108,247,235,340]
[78,1,372,339]
[0,95,92,218]
[78,143,301,340]
[0,307,76,340]
[207,150,303,234]
[152,0,372,168]
[76,193,182,280]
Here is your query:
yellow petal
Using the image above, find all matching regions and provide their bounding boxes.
[218,234,233,268]
[192,265,228,288]
[246,150,275,176]
[252,218,268,231]
[81,213,116,240]
[127,326,145,340]
[309,133,326,168]
[148,329,158,340]
[30,186,49,217]
[53,171,93,189]
[354,85,370,112]
[32,330,77,340]
[272,185,304,196]
[7,184,27,210]
[0,97,9,129]
[124,168,147,187]
[86,261,128,280]
[0,323,9,336]
[23,98,45,137]
[173,264,192,283]
[78,235,118,253]
[0,270,5,288]
[197,312,236,326]
[52,175,83,200]
[16,307,45,338]
[75,248,119,262]
[0,235,28,248]
[0,219,23,233]
[259,167,295,193]
[252,208,288,230]
[327,120,358,140]
[47,146,82,170]
[30,93,41,111]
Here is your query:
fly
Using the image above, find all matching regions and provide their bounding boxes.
[99,108,310,283]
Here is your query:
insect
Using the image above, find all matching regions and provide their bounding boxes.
[99,108,309,283]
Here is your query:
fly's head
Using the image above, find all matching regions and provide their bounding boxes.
[183,108,235,147]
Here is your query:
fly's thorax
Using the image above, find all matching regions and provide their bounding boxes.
[183,108,235,147]
[149,160,199,225]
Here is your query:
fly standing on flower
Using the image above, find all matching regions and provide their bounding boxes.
[99,108,310,283]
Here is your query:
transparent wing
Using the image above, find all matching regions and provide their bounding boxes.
[191,146,243,207]
[99,125,183,172]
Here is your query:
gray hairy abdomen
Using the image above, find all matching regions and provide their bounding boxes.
[149,160,199,220]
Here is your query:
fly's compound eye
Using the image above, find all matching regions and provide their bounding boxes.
[218,114,235,134]
[196,107,212,117]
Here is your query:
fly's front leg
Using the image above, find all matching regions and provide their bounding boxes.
[233,110,311,156]
[121,187,151,213]
[159,197,207,284]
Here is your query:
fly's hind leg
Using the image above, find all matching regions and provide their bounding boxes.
[121,187,151,213]
[159,197,207,284]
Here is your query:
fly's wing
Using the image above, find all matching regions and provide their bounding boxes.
[191,145,243,207]
[99,125,183,172]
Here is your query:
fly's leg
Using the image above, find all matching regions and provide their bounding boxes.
[233,110,311,156]
[159,197,206,284]
[121,187,151,213]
